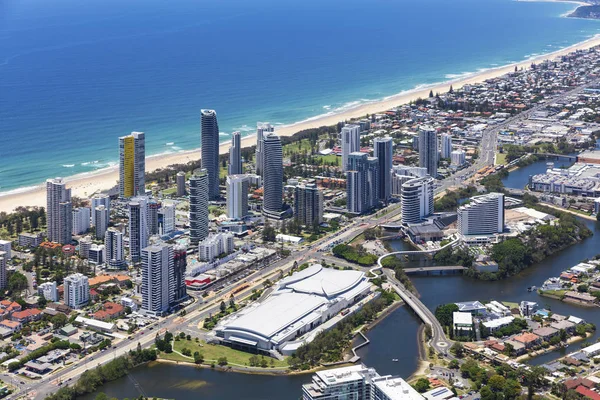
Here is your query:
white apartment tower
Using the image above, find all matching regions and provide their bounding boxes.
[255,122,274,176]
[64,273,90,309]
[451,149,466,166]
[441,133,452,159]
[226,175,249,220]
[72,207,91,235]
[418,127,438,177]
[46,178,72,244]
[94,205,108,240]
[373,136,393,202]
[341,124,361,172]
[38,281,59,302]
[457,193,505,236]
[128,197,149,263]
[189,170,209,245]
[158,203,176,236]
[228,131,242,175]
[105,228,125,269]
[400,176,434,225]
[141,243,173,315]
[294,183,323,226]
[0,240,12,260]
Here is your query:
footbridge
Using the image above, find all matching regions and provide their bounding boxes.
[403,265,465,275]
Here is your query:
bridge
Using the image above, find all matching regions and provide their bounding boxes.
[403,265,465,275]
[535,153,577,162]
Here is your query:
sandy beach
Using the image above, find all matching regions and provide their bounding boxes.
[2,34,600,213]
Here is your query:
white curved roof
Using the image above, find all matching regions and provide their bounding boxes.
[283,265,365,298]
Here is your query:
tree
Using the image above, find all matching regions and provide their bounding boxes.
[51,313,68,329]
[8,272,28,294]
[520,365,546,400]
[194,351,204,364]
[450,342,464,358]
[488,374,506,392]
[37,296,47,309]
[413,378,430,393]
[429,90,434,98]
[217,356,228,366]
[219,301,226,313]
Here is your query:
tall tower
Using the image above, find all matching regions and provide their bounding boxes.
[94,205,108,240]
[105,228,125,269]
[171,244,188,306]
[189,170,209,245]
[441,133,452,159]
[201,110,220,199]
[0,252,6,290]
[255,122,274,176]
[64,273,89,309]
[128,197,148,263]
[46,178,72,244]
[401,176,434,225]
[418,127,438,178]
[262,133,284,219]
[294,183,323,227]
[366,156,380,210]
[226,175,249,220]
[373,136,393,202]
[341,125,361,172]
[141,243,173,315]
[119,132,146,198]
[228,131,242,175]
[346,152,368,214]
[176,171,186,197]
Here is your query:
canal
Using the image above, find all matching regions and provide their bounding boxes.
[87,159,600,399]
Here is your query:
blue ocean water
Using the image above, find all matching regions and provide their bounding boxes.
[1,0,599,193]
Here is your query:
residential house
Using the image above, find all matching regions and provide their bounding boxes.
[0,320,21,333]
[11,309,42,324]
[513,332,541,349]
[532,327,559,342]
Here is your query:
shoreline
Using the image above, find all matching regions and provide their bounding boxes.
[3,35,600,212]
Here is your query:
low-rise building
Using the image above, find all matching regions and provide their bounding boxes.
[513,332,541,349]
[452,312,473,337]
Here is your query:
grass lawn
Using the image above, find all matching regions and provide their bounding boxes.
[166,339,289,368]
[495,153,507,165]
[283,139,312,155]
[314,154,340,165]
[161,187,177,196]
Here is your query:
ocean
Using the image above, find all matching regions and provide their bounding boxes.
[1,0,599,193]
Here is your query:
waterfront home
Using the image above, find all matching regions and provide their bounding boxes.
[454,301,486,314]
[453,312,473,337]
[482,316,514,333]
[504,339,526,355]
[532,326,559,341]
[519,301,538,318]
[550,319,576,334]
[564,291,596,305]
[582,342,600,357]
[513,332,541,349]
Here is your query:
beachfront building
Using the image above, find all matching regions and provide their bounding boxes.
[105,228,125,269]
[418,126,438,178]
[302,364,423,400]
[176,171,186,197]
[341,124,361,172]
[214,264,372,355]
[457,193,505,236]
[128,197,149,263]
[255,122,274,177]
[64,273,90,309]
[72,207,91,236]
[373,136,393,202]
[294,183,323,227]
[141,243,173,316]
[119,131,145,198]
[400,176,434,225]
[226,175,249,220]
[228,131,242,175]
[46,178,72,244]
[262,133,285,219]
[201,109,220,200]
[189,170,209,245]
[440,133,452,159]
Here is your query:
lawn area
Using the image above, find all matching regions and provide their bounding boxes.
[166,339,289,368]
[161,187,177,196]
[495,153,507,165]
[314,154,340,165]
[283,139,312,155]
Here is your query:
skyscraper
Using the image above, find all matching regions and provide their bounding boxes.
[171,244,188,306]
[373,136,393,202]
[93,205,108,240]
[457,193,505,236]
[441,133,452,159]
[158,203,176,236]
[119,131,145,198]
[72,207,91,235]
[255,122,274,176]
[400,176,434,225]
[451,149,466,166]
[262,133,284,219]
[91,194,110,236]
[341,124,361,172]
[64,273,90,309]
[176,171,186,197]
[418,127,438,177]
[201,109,220,199]
[226,175,249,220]
[189,170,209,245]
[148,199,160,235]
[346,152,369,214]
[366,156,380,210]
[141,243,172,315]
[228,131,242,175]
[294,183,323,227]
[0,252,6,290]
[46,178,72,244]
[105,228,125,269]
[128,197,148,263]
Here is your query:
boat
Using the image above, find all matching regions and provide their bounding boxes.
[527,286,537,292]
[392,359,399,362]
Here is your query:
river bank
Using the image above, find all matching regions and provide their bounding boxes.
[5,35,600,213]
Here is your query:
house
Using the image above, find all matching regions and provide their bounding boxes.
[576,387,600,400]
[550,319,576,334]
[11,309,42,323]
[504,340,526,355]
[454,301,486,314]
[532,327,559,341]
[0,320,21,333]
[564,291,596,305]
[519,301,538,318]
[513,332,541,349]
[92,302,125,321]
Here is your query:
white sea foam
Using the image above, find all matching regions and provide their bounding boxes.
[62,164,75,168]
[219,132,229,136]
[166,142,175,146]
[323,105,331,110]
[171,146,182,150]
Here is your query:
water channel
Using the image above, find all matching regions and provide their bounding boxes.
[87,157,600,399]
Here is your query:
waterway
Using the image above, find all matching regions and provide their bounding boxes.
[87,160,600,399]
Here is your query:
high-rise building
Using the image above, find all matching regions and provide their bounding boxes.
[88,244,106,265]
[176,171,186,197]
[391,166,428,197]
[79,236,92,259]
[94,205,108,240]
[458,193,505,236]
[255,122,274,176]
[148,199,160,235]
[262,133,284,219]
[198,233,234,262]
[451,149,466,166]
[228,131,242,175]
[38,281,58,302]
[189,170,209,245]
[141,243,172,315]
[294,183,323,227]
[158,203,176,236]
[171,245,188,305]
[119,131,145,198]
[46,178,72,244]
[341,124,361,171]
[64,273,90,309]
[226,175,249,220]
[441,133,452,159]
[201,109,220,199]
[0,252,6,290]
[400,176,434,225]
[373,136,393,202]
[72,207,91,236]
[366,156,380,210]
[128,197,148,263]
[346,152,378,214]
[91,194,110,212]
[0,240,11,260]
[105,228,125,269]
[418,127,438,177]
[302,364,423,400]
